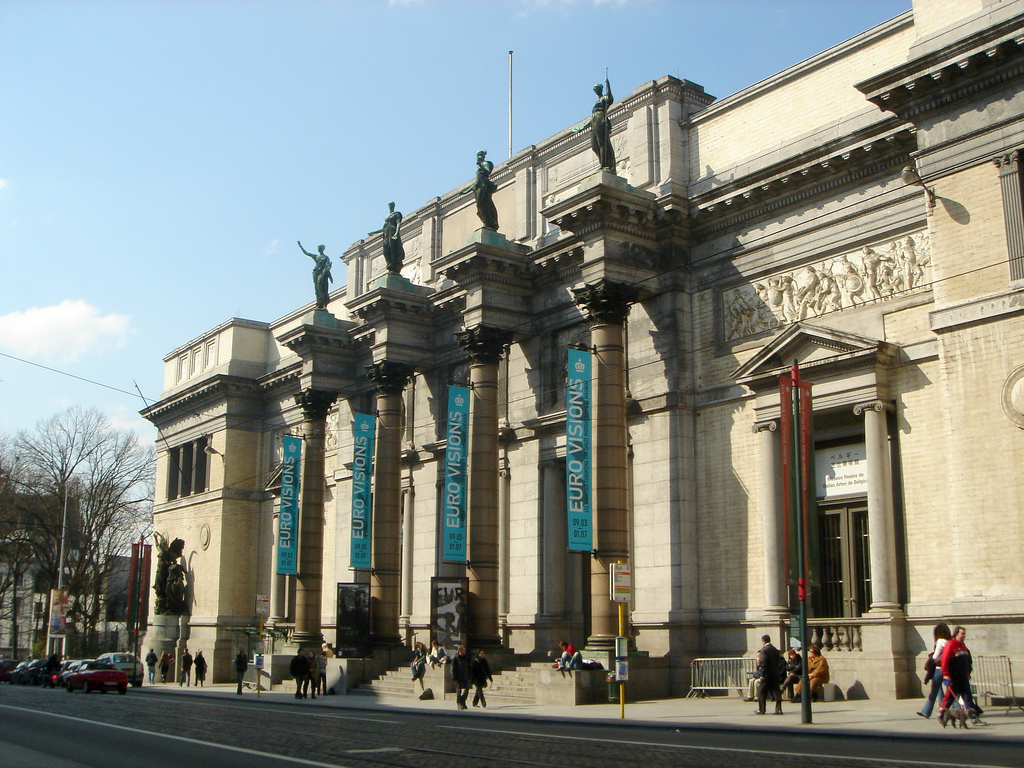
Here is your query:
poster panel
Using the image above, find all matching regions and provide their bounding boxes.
[350,413,375,569]
[566,347,592,551]
[277,435,301,575]
[443,386,470,563]
[431,577,468,656]
[335,583,371,658]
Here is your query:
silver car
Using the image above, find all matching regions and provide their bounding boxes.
[94,652,144,687]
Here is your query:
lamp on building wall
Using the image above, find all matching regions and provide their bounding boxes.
[900,164,936,210]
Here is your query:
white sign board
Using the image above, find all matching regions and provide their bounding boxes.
[610,563,631,602]
[255,594,270,617]
[816,444,867,499]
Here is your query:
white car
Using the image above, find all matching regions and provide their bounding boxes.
[94,652,144,687]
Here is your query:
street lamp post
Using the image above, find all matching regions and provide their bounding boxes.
[46,480,71,658]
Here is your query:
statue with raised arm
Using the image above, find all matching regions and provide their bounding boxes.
[153,533,188,615]
[297,241,333,309]
[460,150,498,231]
[590,75,615,172]
[368,202,405,273]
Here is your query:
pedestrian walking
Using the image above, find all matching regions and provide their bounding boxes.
[159,651,171,683]
[179,648,193,686]
[145,648,158,684]
[193,650,207,687]
[290,648,310,699]
[938,626,985,726]
[234,648,248,695]
[451,645,471,710]
[470,648,493,708]
[306,649,318,699]
[317,649,328,695]
[755,635,784,715]
[918,623,951,719]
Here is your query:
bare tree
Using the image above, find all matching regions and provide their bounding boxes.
[0,436,38,656]
[11,407,154,655]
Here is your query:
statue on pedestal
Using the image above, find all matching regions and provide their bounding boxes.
[297,241,333,309]
[460,150,498,231]
[369,202,405,273]
[590,75,615,172]
[153,533,188,615]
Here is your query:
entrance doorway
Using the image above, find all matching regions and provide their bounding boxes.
[814,502,871,618]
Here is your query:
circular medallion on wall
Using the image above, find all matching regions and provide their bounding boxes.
[199,523,211,550]
[1001,364,1024,428]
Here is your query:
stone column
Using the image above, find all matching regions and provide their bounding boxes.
[855,400,901,614]
[400,487,414,633]
[498,457,510,635]
[367,361,413,645]
[573,280,639,648]
[456,324,514,648]
[541,461,567,618]
[292,388,337,646]
[754,419,788,618]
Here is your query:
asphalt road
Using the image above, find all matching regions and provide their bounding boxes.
[1,684,1021,768]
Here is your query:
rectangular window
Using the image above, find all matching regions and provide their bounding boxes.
[813,503,871,618]
[167,447,181,500]
[193,437,208,494]
[180,443,194,497]
[205,339,217,368]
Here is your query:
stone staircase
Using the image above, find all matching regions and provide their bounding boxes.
[352,655,548,705]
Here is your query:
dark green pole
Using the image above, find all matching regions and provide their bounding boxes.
[792,361,812,724]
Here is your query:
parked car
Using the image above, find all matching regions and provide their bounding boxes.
[94,652,144,687]
[12,659,48,685]
[0,659,17,683]
[8,663,31,684]
[59,659,88,689]
[66,660,128,694]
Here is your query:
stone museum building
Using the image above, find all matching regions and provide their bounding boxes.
[144,0,1024,699]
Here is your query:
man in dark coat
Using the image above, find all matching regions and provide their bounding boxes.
[451,644,471,710]
[234,648,248,695]
[179,648,193,686]
[755,634,784,715]
[470,648,493,708]
[290,648,310,699]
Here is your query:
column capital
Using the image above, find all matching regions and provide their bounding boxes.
[995,150,1021,173]
[456,325,514,366]
[853,399,893,416]
[366,360,414,396]
[294,388,337,422]
[752,419,778,434]
[572,279,640,326]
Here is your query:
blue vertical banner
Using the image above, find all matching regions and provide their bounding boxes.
[566,348,593,551]
[443,385,470,563]
[350,413,375,569]
[277,435,301,575]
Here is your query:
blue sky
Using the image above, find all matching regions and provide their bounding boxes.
[0,0,911,439]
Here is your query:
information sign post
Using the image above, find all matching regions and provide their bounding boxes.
[610,563,631,719]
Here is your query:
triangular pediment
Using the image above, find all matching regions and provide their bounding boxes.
[732,322,897,390]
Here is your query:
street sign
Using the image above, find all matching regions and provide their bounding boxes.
[255,654,264,670]
[616,660,629,682]
[610,563,631,602]
[255,594,269,617]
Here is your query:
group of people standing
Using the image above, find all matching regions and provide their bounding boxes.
[289,645,333,700]
[918,623,985,727]
[145,647,207,686]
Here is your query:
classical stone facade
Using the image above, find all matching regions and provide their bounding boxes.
[144,0,1024,698]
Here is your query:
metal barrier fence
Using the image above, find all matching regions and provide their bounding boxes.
[973,655,1024,713]
[687,657,756,698]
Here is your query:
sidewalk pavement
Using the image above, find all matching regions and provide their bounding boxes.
[137,681,1024,742]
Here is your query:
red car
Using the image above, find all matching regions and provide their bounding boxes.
[66,660,128,694]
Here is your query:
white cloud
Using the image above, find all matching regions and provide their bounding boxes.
[0,300,132,363]
[0,179,7,192]
[261,238,280,256]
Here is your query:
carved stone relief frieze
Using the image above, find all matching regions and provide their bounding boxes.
[722,231,931,342]
[325,408,340,451]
